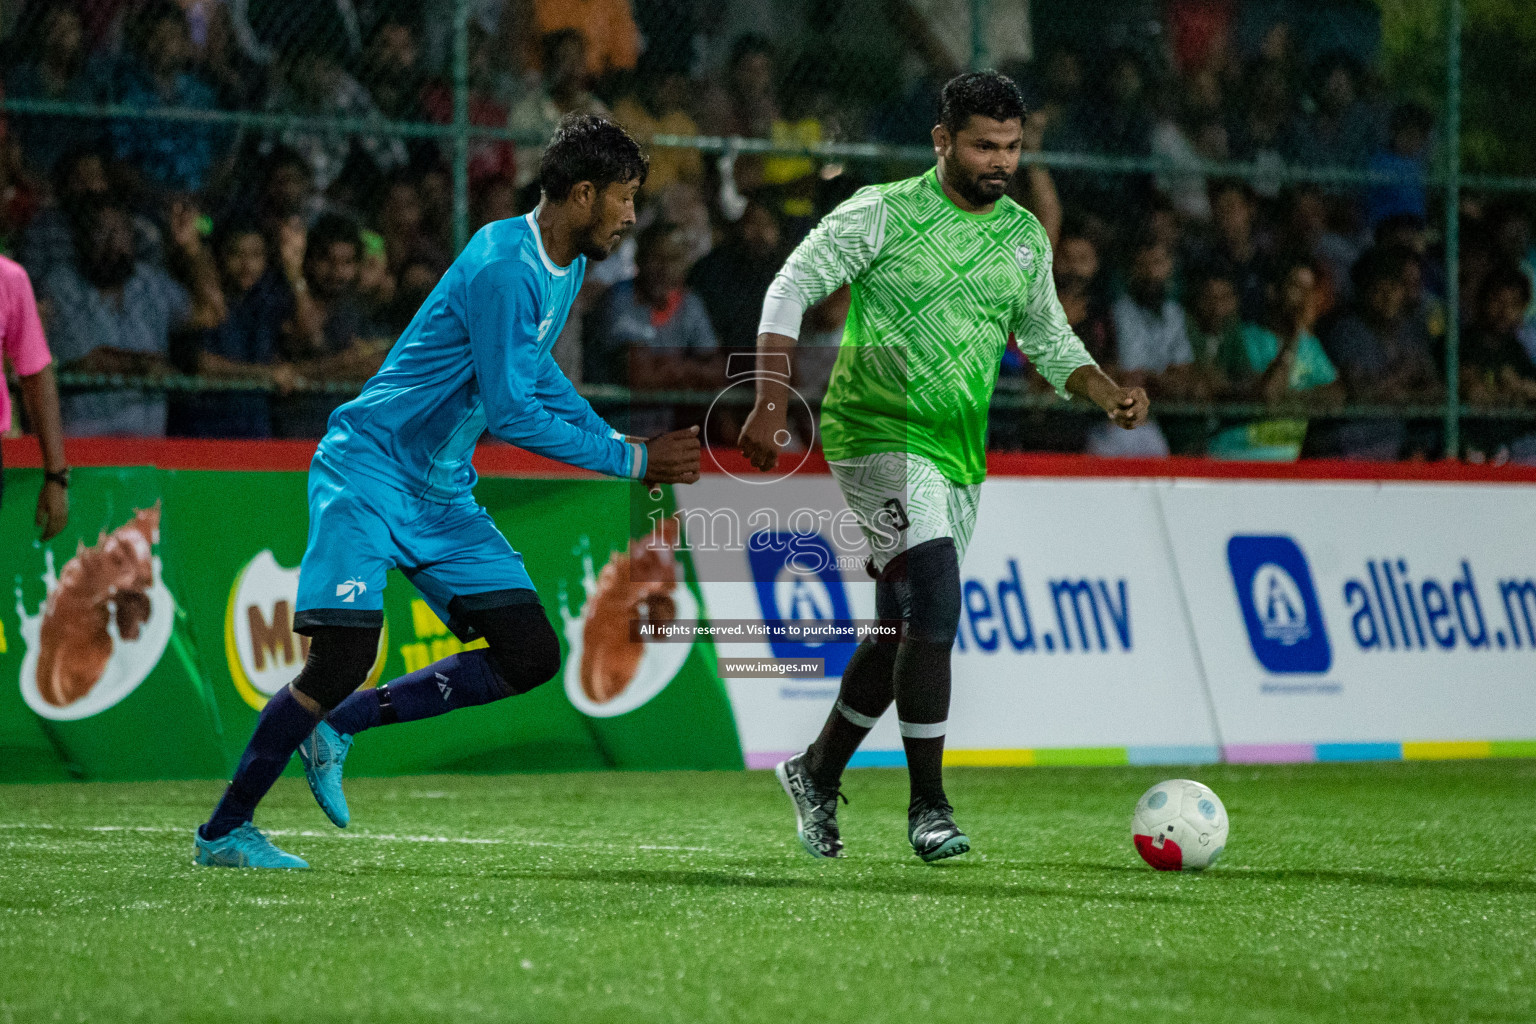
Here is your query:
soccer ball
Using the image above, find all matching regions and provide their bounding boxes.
[1131,779,1228,871]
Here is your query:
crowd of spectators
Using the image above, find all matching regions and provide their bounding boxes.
[0,0,1533,463]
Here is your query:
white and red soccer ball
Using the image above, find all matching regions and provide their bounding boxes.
[1132,779,1228,871]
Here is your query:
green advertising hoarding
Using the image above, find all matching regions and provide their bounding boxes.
[1,465,741,781]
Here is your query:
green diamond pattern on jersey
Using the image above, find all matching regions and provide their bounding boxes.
[769,169,1094,485]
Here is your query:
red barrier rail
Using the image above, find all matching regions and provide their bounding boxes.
[7,436,1536,484]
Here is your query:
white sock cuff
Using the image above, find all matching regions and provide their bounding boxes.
[898,719,947,739]
[835,700,880,730]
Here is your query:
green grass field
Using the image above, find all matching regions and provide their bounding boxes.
[2,761,1533,1023]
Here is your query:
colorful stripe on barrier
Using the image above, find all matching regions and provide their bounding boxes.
[746,741,1536,771]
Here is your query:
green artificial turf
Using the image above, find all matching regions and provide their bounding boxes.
[1,761,1533,1023]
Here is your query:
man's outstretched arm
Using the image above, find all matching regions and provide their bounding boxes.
[739,188,888,471]
[468,265,699,483]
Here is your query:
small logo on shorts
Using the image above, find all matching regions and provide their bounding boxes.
[881,498,911,531]
[336,578,368,603]
[435,672,452,700]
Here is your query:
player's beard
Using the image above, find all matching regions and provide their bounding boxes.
[580,211,619,261]
[952,165,1011,207]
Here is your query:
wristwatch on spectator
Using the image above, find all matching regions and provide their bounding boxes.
[44,468,71,489]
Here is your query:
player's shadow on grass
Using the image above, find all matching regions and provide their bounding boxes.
[370,864,1180,904]
[1037,861,1536,897]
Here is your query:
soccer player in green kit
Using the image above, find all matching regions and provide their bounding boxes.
[739,72,1151,862]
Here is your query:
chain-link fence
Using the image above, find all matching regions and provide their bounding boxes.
[1,0,1534,460]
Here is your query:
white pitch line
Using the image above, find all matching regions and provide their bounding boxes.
[0,822,709,853]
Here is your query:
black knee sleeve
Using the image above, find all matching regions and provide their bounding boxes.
[291,625,383,712]
[880,538,961,645]
[456,599,563,696]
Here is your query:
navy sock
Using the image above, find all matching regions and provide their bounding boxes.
[202,686,318,840]
[325,650,508,736]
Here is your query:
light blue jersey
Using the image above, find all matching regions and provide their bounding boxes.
[294,212,646,638]
[317,211,645,502]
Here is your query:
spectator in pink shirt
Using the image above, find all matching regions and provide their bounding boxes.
[1,255,70,540]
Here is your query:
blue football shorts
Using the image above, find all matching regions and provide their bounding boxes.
[293,455,536,641]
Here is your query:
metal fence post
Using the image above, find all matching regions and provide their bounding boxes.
[970,0,987,71]
[451,0,471,255]
[1443,0,1463,458]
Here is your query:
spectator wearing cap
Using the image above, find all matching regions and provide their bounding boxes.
[0,254,69,540]
[39,196,224,436]
[1324,246,1442,461]
[1209,255,1344,462]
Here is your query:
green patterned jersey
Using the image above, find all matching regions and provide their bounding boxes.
[759,169,1095,484]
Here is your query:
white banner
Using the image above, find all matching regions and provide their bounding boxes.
[1161,480,1536,760]
[679,475,1218,767]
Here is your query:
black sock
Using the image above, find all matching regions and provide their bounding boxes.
[806,639,897,789]
[894,637,952,810]
[201,686,318,840]
[890,540,960,811]
[326,650,508,735]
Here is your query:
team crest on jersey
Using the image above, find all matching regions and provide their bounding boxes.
[1015,244,1035,271]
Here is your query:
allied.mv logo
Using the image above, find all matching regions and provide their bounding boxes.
[336,578,368,603]
[1226,536,1331,674]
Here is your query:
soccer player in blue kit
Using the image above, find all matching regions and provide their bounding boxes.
[194,115,702,868]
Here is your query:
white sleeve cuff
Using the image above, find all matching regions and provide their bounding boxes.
[624,441,647,479]
[757,278,807,341]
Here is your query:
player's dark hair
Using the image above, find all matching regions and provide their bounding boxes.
[539,113,648,203]
[939,71,1026,135]
[308,213,362,258]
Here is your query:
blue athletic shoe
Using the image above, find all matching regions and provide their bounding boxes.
[193,823,308,869]
[297,720,353,828]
